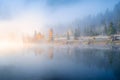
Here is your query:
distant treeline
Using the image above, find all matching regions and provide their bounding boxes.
[49,1,120,37]
[72,1,120,36]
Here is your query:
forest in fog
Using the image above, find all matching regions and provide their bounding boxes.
[52,1,120,37]
[75,1,120,36]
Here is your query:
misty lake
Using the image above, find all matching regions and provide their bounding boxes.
[0,44,120,80]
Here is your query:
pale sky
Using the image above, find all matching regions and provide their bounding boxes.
[0,0,119,36]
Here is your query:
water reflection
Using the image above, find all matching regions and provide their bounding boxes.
[48,47,54,60]
[34,47,45,56]
[0,45,120,80]
[33,46,54,60]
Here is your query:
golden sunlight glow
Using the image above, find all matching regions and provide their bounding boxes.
[0,39,24,52]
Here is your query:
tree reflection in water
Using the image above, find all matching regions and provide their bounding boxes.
[34,48,44,56]
[48,47,54,60]
[14,45,120,80]
[33,46,54,60]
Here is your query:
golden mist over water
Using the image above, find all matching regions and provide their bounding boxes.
[0,34,26,54]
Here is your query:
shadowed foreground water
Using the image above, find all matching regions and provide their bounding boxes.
[0,45,120,80]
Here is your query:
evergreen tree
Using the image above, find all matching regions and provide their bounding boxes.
[118,21,120,33]
[74,29,78,40]
[108,22,116,35]
[67,31,70,40]
[74,28,80,40]
[104,23,108,35]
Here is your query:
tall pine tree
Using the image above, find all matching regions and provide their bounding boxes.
[108,22,116,35]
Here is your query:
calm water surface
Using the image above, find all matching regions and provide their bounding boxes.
[0,45,120,80]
